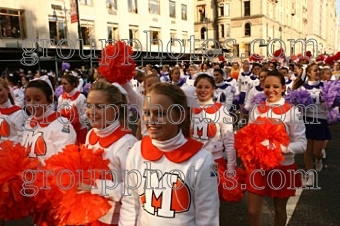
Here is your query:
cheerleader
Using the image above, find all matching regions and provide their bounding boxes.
[5,72,25,108]
[294,63,332,183]
[81,81,138,226]
[248,63,262,89]
[191,73,236,202]
[0,78,25,143]
[22,75,77,165]
[237,62,253,123]
[169,67,187,87]
[279,66,293,93]
[119,83,219,226]
[186,64,198,86]
[213,68,233,109]
[58,71,88,144]
[247,70,306,226]
[243,69,268,112]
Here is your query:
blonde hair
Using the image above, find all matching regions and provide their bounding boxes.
[0,78,15,105]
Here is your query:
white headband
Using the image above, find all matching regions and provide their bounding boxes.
[32,75,55,97]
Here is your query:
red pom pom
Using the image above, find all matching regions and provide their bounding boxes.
[0,140,40,220]
[40,144,112,225]
[325,56,335,65]
[273,48,285,58]
[249,54,263,62]
[235,117,289,171]
[98,41,136,84]
[306,51,312,57]
[218,54,225,62]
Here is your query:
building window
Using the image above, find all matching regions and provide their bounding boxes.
[220,24,224,38]
[0,8,25,39]
[198,5,205,22]
[80,21,94,45]
[169,1,175,18]
[149,0,160,15]
[128,0,137,13]
[49,16,66,45]
[106,0,117,15]
[79,0,93,6]
[244,43,250,57]
[245,23,251,36]
[233,44,239,57]
[181,5,187,20]
[219,6,224,16]
[170,30,176,46]
[226,24,230,37]
[107,23,119,41]
[225,3,230,16]
[129,25,139,47]
[182,32,188,46]
[244,1,250,16]
[200,27,206,40]
[150,28,160,45]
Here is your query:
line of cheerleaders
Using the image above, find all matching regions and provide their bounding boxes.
[0,60,339,226]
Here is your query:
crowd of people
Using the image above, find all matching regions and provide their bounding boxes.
[0,54,339,226]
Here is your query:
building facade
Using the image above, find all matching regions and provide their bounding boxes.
[0,0,195,70]
[193,0,339,61]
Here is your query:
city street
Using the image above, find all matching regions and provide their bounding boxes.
[5,123,340,226]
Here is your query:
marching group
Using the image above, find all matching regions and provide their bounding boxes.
[0,56,339,226]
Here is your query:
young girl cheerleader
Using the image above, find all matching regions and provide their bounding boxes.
[122,74,161,139]
[58,71,88,144]
[243,69,268,112]
[0,78,26,226]
[22,75,77,165]
[119,83,219,226]
[246,70,306,226]
[213,68,233,108]
[0,78,25,143]
[169,67,187,87]
[82,81,138,226]
[294,63,332,183]
[192,73,236,202]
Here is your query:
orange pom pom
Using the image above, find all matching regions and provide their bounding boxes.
[0,140,40,220]
[98,41,136,84]
[235,117,289,171]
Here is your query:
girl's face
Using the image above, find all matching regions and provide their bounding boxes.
[252,66,261,75]
[213,71,224,83]
[280,69,289,78]
[86,90,118,129]
[25,87,52,117]
[259,72,267,86]
[144,77,160,95]
[171,69,181,82]
[188,67,196,75]
[21,77,28,86]
[294,66,302,75]
[307,65,320,81]
[263,76,286,103]
[0,83,9,104]
[195,78,215,102]
[61,78,74,93]
[322,70,332,81]
[143,92,182,141]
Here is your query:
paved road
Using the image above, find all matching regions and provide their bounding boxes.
[5,124,340,226]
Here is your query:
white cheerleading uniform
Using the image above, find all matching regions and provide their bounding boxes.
[119,131,219,226]
[237,71,253,93]
[248,74,260,89]
[300,81,328,119]
[22,107,77,165]
[244,85,264,112]
[85,120,138,225]
[0,99,25,144]
[11,86,25,108]
[191,99,236,171]
[249,98,307,165]
[214,82,233,110]
[285,78,294,94]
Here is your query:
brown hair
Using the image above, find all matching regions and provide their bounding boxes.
[0,78,15,104]
[89,81,128,125]
[61,71,80,87]
[292,64,305,90]
[148,83,191,138]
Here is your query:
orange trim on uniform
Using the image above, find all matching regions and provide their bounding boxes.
[30,112,59,128]
[88,126,132,148]
[257,102,292,114]
[0,105,21,115]
[62,91,81,101]
[141,136,203,163]
[192,102,222,114]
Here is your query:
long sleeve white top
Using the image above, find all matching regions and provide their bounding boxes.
[119,131,219,226]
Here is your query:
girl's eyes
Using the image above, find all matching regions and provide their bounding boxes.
[86,104,105,109]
